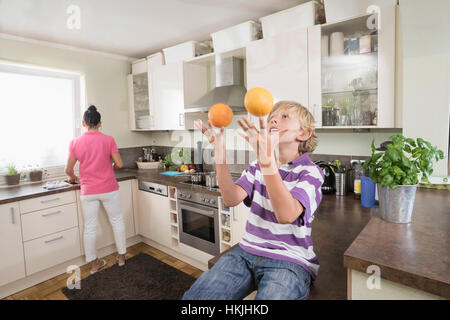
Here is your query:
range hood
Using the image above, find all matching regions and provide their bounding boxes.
[184,56,247,113]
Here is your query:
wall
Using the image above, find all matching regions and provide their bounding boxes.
[147,126,399,157]
[398,0,450,176]
[0,35,152,149]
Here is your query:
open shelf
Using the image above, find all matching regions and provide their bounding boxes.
[322,88,377,95]
[169,186,177,199]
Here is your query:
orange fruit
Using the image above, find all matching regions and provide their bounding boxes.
[208,103,233,127]
[244,87,274,117]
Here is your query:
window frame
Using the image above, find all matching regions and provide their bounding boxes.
[0,60,84,182]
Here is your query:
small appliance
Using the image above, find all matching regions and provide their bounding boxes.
[314,161,335,194]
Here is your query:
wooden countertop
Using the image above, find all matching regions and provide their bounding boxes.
[0,168,220,205]
[344,188,450,298]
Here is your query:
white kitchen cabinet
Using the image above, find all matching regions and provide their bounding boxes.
[19,191,81,276]
[246,28,309,127]
[150,62,185,130]
[218,197,250,251]
[21,202,78,242]
[0,202,26,287]
[231,202,251,246]
[308,6,396,128]
[136,189,171,248]
[24,227,81,275]
[78,180,136,252]
[128,59,151,130]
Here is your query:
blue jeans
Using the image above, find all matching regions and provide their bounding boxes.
[183,246,312,300]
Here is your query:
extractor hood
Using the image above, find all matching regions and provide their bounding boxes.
[184,56,247,113]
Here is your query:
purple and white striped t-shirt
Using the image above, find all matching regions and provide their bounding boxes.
[234,152,324,279]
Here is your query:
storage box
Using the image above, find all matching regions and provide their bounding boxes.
[359,35,372,53]
[259,1,323,38]
[147,52,164,68]
[163,41,211,64]
[211,21,261,53]
[324,0,396,24]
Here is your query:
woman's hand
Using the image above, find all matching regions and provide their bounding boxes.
[194,119,226,165]
[237,116,279,173]
[67,175,78,184]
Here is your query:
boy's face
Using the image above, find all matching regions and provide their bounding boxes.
[267,107,311,146]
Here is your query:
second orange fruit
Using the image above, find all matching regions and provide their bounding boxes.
[244,87,274,117]
[208,103,233,127]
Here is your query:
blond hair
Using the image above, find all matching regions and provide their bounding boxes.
[268,101,318,154]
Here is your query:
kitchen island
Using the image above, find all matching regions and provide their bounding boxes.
[344,188,449,299]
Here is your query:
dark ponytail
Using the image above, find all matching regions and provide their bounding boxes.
[83,105,101,128]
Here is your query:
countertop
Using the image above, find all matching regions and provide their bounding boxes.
[0,168,220,205]
[344,188,450,299]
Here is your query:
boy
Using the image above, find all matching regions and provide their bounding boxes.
[183,101,324,300]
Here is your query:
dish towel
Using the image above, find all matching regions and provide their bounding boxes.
[43,180,72,190]
[159,171,185,176]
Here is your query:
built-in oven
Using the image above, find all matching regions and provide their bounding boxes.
[177,188,220,256]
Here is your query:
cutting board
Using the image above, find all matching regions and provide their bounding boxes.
[160,171,185,176]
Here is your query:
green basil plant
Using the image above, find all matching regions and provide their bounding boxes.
[363,134,444,189]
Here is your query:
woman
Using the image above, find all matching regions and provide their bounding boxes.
[65,105,126,274]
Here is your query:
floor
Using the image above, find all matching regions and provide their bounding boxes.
[3,243,203,300]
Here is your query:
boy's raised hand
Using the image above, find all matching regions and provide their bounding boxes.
[237,116,279,173]
[194,119,226,164]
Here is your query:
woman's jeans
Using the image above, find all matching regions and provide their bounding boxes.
[80,190,126,262]
[183,246,312,300]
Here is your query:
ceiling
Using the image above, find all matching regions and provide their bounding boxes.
[0,0,311,59]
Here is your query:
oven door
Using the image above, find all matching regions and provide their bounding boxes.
[178,199,220,256]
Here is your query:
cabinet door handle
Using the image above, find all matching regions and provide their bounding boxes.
[179,113,184,126]
[42,210,62,217]
[11,207,15,224]
[40,197,60,204]
[232,208,238,222]
[45,235,64,244]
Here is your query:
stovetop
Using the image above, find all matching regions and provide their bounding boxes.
[179,180,220,191]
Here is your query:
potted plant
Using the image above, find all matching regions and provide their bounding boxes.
[363,134,444,223]
[5,164,21,185]
[330,160,348,196]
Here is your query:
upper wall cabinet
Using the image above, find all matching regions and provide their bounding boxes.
[309,6,396,128]
[150,62,185,130]
[128,59,151,130]
[246,28,309,126]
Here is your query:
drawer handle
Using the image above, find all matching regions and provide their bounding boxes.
[11,207,15,224]
[40,197,61,204]
[44,235,64,244]
[42,210,62,217]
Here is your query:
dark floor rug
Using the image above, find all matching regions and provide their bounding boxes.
[62,253,197,300]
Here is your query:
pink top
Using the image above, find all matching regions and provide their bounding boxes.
[69,131,119,195]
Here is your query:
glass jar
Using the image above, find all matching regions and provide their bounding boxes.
[322,106,334,126]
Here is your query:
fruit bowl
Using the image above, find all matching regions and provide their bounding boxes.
[136,161,161,169]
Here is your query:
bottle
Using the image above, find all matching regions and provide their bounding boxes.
[354,161,364,199]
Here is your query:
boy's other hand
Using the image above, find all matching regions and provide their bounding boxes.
[237,116,279,174]
[194,119,226,164]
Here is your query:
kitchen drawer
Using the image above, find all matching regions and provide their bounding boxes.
[24,227,81,275]
[19,191,76,214]
[21,203,78,242]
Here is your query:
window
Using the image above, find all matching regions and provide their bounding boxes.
[0,61,83,180]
